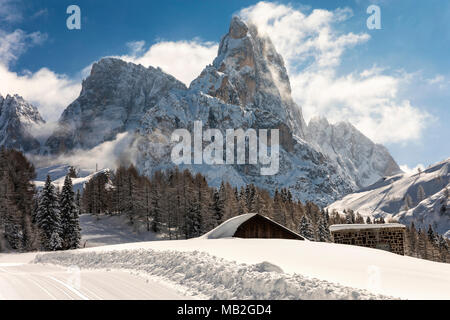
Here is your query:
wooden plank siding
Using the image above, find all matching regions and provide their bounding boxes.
[233,214,304,240]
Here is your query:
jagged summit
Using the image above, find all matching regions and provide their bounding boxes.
[307,116,401,188]
[190,16,307,139]
[0,94,45,152]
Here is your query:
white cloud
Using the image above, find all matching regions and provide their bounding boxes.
[0,29,47,66]
[30,132,137,171]
[0,64,81,122]
[0,28,80,121]
[117,40,218,86]
[427,75,445,85]
[239,1,433,144]
[0,26,217,122]
[400,163,425,174]
[0,0,22,23]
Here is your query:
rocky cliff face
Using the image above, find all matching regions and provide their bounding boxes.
[44,58,186,153]
[41,17,401,205]
[307,117,401,188]
[0,94,45,152]
[190,17,307,140]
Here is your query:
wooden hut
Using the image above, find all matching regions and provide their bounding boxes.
[202,213,305,240]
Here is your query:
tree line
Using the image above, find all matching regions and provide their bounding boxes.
[0,148,81,252]
[81,165,332,241]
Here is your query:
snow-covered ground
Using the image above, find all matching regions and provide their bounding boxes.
[0,252,194,300]
[79,214,160,248]
[33,238,450,300]
[2,213,449,300]
[328,158,450,237]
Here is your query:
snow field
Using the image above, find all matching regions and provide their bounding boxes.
[34,249,392,300]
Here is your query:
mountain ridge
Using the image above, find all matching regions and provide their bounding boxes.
[0,93,45,153]
[1,17,402,206]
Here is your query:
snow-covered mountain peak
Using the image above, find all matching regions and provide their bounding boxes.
[45,57,187,153]
[190,17,307,138]
[1,94,45,125]
[0,93,45,152]
[307,116,401,188]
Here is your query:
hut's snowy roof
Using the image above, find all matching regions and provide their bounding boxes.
[201,213,257,239]
[329,223,406,232]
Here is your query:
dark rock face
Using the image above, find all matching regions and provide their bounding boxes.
[44,58,187,153]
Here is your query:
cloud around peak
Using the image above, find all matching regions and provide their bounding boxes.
[239,1,433,144]
[117,39,218,86]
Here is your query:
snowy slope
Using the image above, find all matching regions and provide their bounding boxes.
[328,158,450,237]
[34,238,450,300]
[34,164,109,192]
[79,214,160,248]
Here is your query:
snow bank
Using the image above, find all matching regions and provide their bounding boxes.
[34,249,391,300]
[32,238,450,299]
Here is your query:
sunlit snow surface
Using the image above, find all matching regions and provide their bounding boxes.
[328,159,450,238]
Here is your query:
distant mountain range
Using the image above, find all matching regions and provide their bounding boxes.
[328,159,450,238]
[1,17,402,206]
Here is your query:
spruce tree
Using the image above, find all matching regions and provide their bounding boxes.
[60,175,81,249]
[299,215,314,240]
[317,216,331,242]
[36,175,62,250]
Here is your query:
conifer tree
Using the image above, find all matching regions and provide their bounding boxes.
[60,175,81,249]
[36,175,62,250]
[317,215,331,242]
[299,215,314,240]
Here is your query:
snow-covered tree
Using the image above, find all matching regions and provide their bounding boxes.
[317,215,331,242]
[345,210,355,224]
[417,185,426,203]
[49,231,62,251]
[59,175,81,249]
[355,212,364,224]
[404,194,413,210]
[36,175,61,250]
[299,215,314,240]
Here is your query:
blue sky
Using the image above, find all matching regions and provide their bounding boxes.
[0,0,449,170]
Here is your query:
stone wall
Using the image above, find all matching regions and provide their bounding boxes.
[331,227,406,255]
